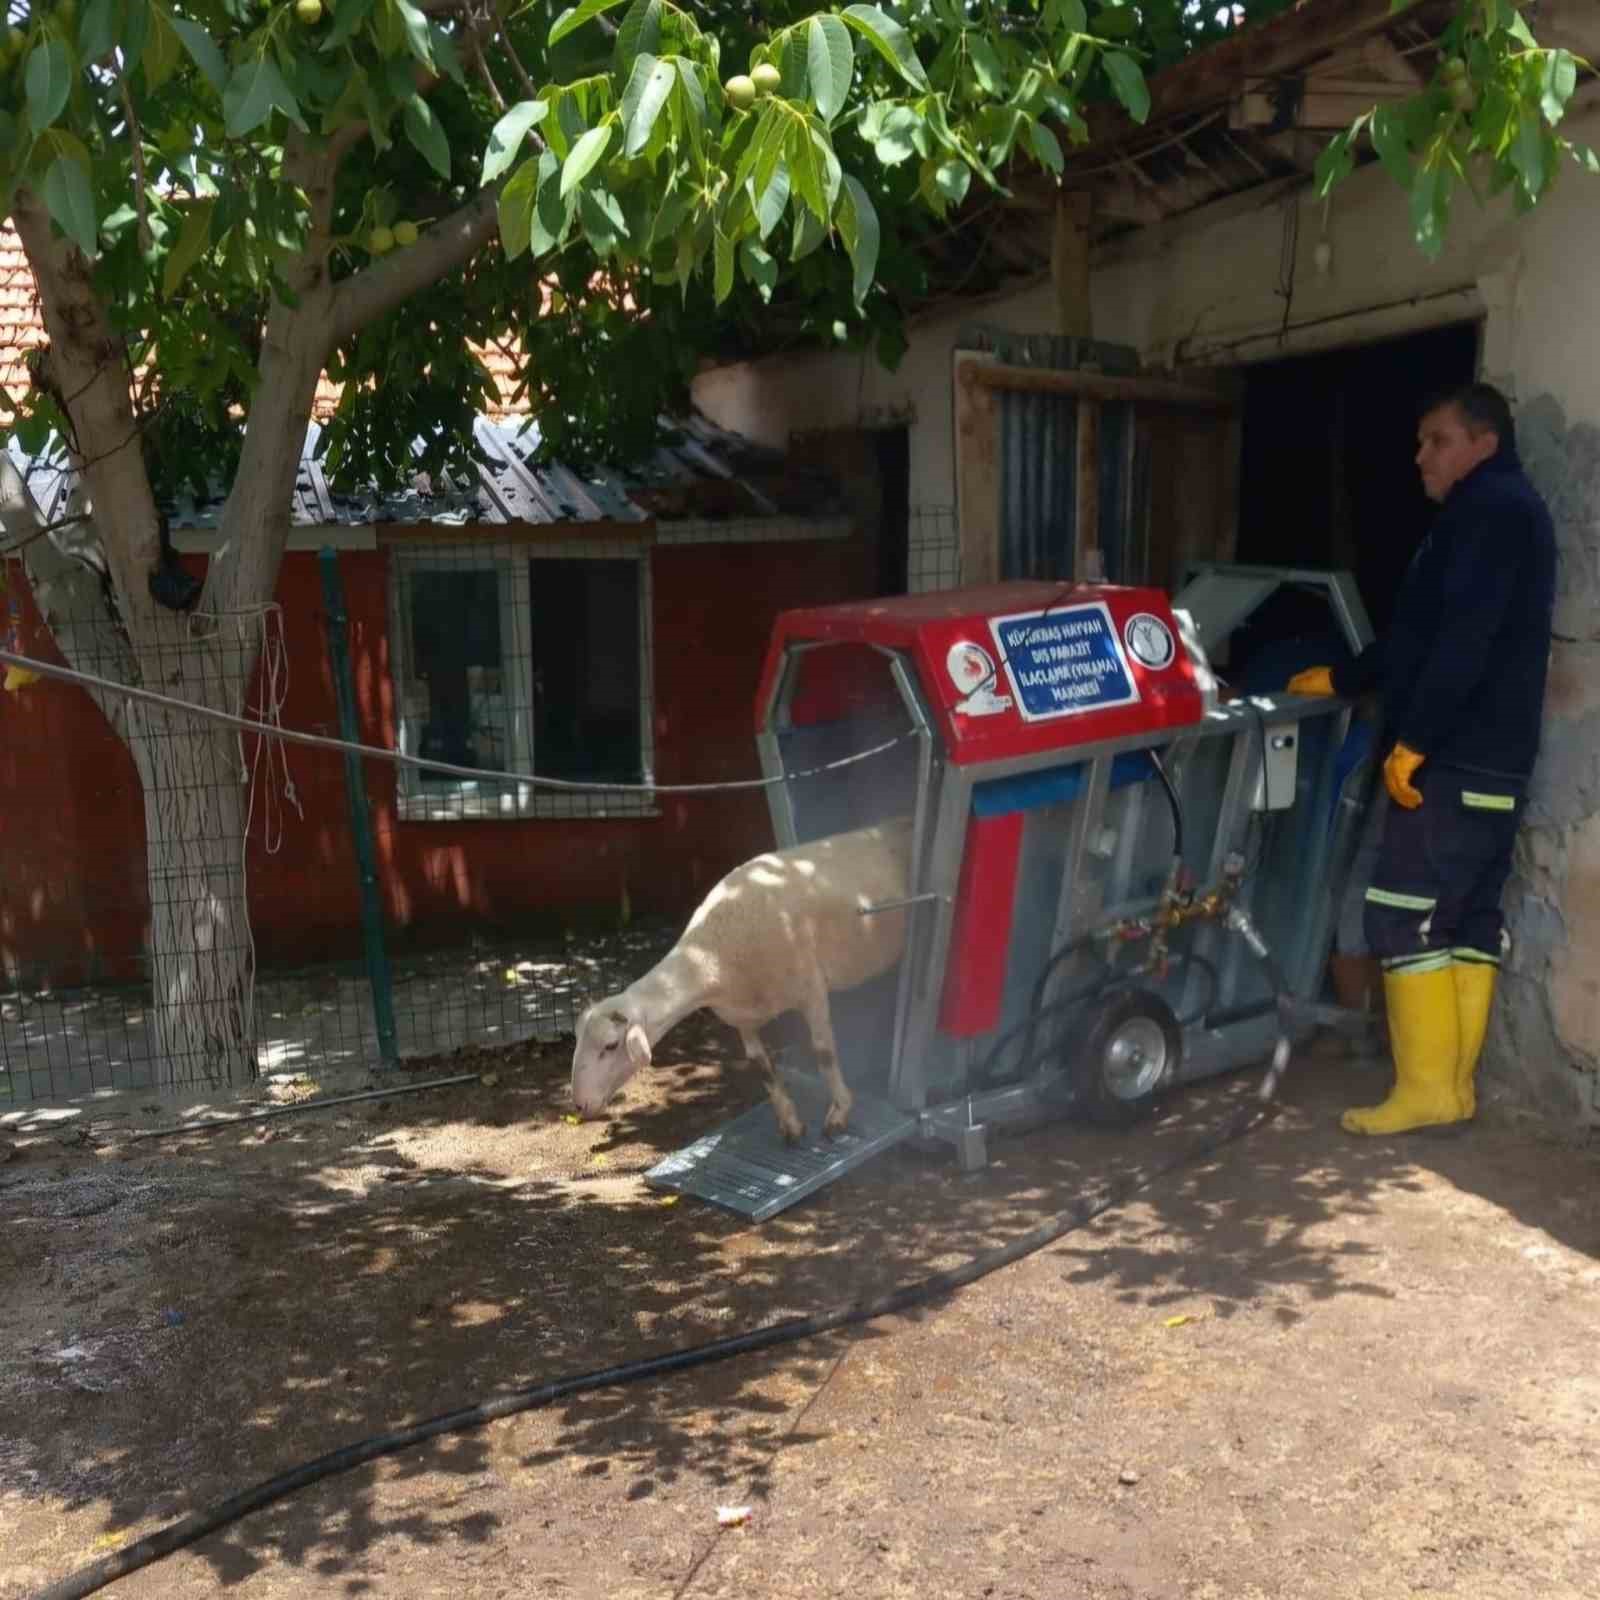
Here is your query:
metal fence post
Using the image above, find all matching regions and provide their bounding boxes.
[319,546,400,1068]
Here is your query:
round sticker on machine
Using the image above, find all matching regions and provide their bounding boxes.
[1124,613,1175,671]
[946,639,996,695]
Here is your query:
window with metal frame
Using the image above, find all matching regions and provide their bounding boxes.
[389,540,655,821]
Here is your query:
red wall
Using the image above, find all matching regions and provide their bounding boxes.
[0,534,872,985]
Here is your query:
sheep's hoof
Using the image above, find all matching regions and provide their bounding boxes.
[778,1115,807,1145]
[823,1104,851,1139]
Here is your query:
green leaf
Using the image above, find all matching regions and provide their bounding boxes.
[483,101,549,185]
[967,35,1005,97]
[1541,50,1579,126]
[869,104,921,166]
[1409,161,1450,258]
[787,118,828,220]
[842,5,928,91]
[1314,128,1355,198]
[1101,51,1149,124]
[142,6,180,91]
[499,154,541,261]
[792,204,827,261]
[713,223,735,303]
[322,0,376,54]
[404,96,451,179]
[549,0,630,47]
[170,16,227,94]
[163,199,215,297]
[530,150,568,254]
[1369,105,1412,186]
[224,59,305,137]
[615,0,661,73]
[42,155,97,257]
[934,156,972,204]
[807,16,854,123]
[1028,122,1063,176]
[25,40,73,134]
[838,173,880,307]
[755,160,790,239]
[578,186,628,254]
[740,239,777,300]
[733,102,783,195]
[1511,108,1549,197]
[674,59,706,158]
[393,0,436,71]
[122,0,150,76]
[622,53,675,157]
[78,0,119,62]
[560,122,613,198]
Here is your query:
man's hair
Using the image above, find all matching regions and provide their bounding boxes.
[1420,381,1515,451]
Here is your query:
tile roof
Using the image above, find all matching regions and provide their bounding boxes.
[2,222,550,424]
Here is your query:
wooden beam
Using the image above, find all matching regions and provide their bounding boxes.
[1075,400,1102,579]
[961,361,1235,412]
[1052,191,1094,338]
[953,354,1002,588]
[1082,0,1451,143]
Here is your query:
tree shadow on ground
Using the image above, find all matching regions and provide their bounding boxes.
[1,1021,1596,1596]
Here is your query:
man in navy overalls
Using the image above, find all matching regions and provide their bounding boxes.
[1288,383,1556,1134]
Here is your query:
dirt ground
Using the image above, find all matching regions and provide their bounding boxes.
[2,1022,1597,1600]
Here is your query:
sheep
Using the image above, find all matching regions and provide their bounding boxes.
[570,815,914,1143]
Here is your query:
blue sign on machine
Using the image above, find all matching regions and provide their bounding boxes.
[988,602,1141,722]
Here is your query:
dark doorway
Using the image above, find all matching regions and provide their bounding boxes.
[1227,321,1480,677]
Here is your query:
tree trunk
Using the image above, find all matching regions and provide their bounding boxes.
[128,707,257,1089]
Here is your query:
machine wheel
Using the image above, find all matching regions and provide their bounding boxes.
[1071,989,1182,1128]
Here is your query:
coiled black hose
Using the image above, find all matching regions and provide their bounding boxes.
[31,1097,1280,1600]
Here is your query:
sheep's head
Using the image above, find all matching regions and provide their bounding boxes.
[571,999,652,1117]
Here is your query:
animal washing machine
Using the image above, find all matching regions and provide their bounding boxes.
[645,565,1378,1221]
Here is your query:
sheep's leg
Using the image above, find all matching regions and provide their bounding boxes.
[799,987,854,1139]
[739,1028,806,1144]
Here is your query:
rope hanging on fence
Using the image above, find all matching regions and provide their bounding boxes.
[0,645,915,796]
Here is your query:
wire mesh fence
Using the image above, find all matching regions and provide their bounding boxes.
[0,531,706,1107]
[908,504,961,593]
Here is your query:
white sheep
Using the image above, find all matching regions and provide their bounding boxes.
[570,815,914,1142]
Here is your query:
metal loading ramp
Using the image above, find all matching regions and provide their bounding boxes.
[644,1076,918,1221]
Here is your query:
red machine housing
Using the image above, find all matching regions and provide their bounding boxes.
[757,582,1208,1038]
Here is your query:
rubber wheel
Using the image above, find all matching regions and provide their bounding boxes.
[1070,988,1182,1128]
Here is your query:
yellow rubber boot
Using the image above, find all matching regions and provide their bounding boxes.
[1341,966,1463,1135]
[1452,961,1498,1121]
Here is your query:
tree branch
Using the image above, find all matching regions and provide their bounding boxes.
[0,457,144,734]
[9,185,164,623]
[326,186,504,346]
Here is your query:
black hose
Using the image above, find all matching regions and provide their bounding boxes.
[1147,748,1185,865]
[30,1096,1279,1600]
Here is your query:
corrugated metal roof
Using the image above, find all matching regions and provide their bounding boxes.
[6,410,844,533]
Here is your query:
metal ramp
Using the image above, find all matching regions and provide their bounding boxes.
[643,1076,918,1221]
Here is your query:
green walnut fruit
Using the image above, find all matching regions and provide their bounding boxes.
[393,219,419,247]
[295,0,323,24]
[368,225,395,255]
[751,62,782,97]
[1449,77,1476,112]
[724,73,756,110]
[0,26,24,68]
[1441,56,1468,82]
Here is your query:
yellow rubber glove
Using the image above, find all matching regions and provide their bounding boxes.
[3,666,39,693]
[1286,666,1335,697]
[1383,741,1426,810]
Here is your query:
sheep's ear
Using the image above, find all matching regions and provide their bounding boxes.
[624,1023,652,1071]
